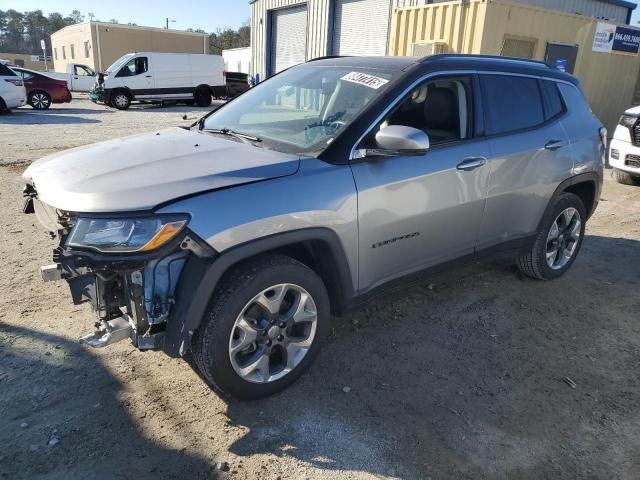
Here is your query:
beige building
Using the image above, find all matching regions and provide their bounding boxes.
[0,53,52,71]
[50,22,209,73]
[390,0,640,132]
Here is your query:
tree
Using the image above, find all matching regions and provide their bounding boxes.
[68,10,84,23]
[208,20,250,55]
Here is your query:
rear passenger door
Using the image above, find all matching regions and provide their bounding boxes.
[476,74,573,252]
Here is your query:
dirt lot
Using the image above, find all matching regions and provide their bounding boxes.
[1,99,639,480]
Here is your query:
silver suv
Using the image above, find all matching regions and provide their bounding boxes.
[23,55,605,399]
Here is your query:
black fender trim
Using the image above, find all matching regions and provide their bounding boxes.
[163,227,354,357]
[536,172,601,234]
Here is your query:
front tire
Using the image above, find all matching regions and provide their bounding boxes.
[518,192,586,280]
[194,88,212,107]
[192,254,330,399]
[28,91,51,110]
[110,90,131,110]
[612,168,640,186]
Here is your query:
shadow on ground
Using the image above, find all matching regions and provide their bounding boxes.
[0,324,214,480]
[221,235,640,479]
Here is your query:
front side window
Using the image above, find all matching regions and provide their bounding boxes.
[118,57,148,77]
[374,76,473,146]
[74,65,95,76]
[481,75,544,135]
[203,65,401,154]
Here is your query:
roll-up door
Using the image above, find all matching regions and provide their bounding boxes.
[332,0,391,56]
[270,5,308,75]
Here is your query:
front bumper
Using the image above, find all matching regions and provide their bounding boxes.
[27,198,216,354]
[609,138,640,175]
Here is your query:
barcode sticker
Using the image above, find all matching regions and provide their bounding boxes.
[340,71,389,90]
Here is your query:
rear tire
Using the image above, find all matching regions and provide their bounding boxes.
[612,168,640,186]
[194,87,212,107]
[110,90,131,110]
[28,90,51,110]
[192,254,330,399]
[517,192,586,280]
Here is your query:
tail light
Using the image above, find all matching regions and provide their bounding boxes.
[5,78,23,86]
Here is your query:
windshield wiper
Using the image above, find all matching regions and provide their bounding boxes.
[202,127,261,145]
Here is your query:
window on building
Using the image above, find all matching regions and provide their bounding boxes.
[54,48,58,60]
[480,75,544,135]
[501,36,537,59]
[84,41,90,58]
[70,44,75,60]
[62,46,66,60]
[237,61,242,72]
[377,76,473,146]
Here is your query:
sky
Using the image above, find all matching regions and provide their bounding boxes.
[7,0,251,32]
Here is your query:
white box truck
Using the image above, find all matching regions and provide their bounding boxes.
[92,52,225,109]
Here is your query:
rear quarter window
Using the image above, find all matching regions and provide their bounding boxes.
[0,64,17,76]
[480,74,544,135]
[542,80,565,120]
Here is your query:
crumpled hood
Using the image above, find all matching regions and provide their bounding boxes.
[23,127,300,213]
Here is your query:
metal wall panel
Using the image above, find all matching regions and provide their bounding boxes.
[332,0,392,55]
[270,5,308,74]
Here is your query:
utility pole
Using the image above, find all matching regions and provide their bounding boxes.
[165,18,176,29]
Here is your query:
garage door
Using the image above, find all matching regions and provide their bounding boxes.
[270,5,308,75]
[332,0,391,56]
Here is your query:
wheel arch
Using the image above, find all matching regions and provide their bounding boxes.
[164,228,354,357]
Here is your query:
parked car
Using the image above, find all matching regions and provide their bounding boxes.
[218,71,250,99]
[0,62,26,111]
[45,63,97,92]
[11,67,71,110]
[91,52,225,110]
[609,106,640,185]
[23,55,604,399]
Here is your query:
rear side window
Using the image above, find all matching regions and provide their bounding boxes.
[542,80,565,120]
[481,75,544,135]
[0,63,17,76]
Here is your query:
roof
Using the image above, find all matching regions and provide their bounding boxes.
[51,21,208,38]
[602,0,637,10]
[305,54,579,84]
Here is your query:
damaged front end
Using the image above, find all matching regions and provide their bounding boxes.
[26,193,214,353]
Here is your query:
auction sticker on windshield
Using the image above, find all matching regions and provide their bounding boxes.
[341,72,389,90]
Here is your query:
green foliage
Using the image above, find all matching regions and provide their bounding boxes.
[209,21,250,55]
[0,9,84,55]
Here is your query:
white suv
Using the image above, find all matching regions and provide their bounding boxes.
[610,106,640,185]
[0,62,26,111]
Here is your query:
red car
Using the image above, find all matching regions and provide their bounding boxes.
[11,67,71,110]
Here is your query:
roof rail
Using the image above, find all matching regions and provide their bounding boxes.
[419,53,550,68]
[306,55,352,63]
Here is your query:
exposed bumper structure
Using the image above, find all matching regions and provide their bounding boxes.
[609,138,640,175]
[80,315,134,348]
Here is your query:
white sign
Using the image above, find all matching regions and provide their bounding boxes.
[593,22,640,55]
[341,71,389,90]
[40,39,46,50]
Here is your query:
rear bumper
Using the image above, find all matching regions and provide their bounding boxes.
[609,138,640,175]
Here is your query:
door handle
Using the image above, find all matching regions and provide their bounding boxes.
[145,75,153,78]
[545,139,565,151]
[456,157,487,171]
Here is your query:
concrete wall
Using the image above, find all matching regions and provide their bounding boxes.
[223,47,252,73]
[51,22,209,73]
[390,0,640,132]
[0,53,52,71]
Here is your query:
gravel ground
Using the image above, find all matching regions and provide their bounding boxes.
[1,99,639,480]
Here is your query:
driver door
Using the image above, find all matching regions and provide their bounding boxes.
[350,75,491,292]
[71,65,96,92]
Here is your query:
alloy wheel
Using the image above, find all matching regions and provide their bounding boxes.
[228,283,318,383]
[545,207,582,270]
[31,92,50,109]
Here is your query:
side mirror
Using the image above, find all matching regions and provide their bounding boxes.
[354,125,430,159]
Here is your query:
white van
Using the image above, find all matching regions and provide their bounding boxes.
[94,52,225,110]
[0,62,26,111]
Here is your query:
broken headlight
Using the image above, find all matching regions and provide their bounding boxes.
[66,214,189,253]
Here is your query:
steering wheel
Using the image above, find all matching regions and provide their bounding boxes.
[327,120,346,132]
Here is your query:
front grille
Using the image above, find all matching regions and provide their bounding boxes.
[625,154,640,169]
[632,123,640,147]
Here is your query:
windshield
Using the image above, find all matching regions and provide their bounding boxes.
[105,54,134,74]
[202,64,401,154]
